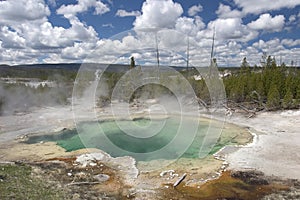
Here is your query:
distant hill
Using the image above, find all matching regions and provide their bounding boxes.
[0,63,190,79]
[12,63,81,70]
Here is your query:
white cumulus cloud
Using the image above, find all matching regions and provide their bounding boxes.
[216,4,242,18]
[116,9,141,17]
[233,0,300,15]
[0,26,26,49]
[134,0,183,30]
[175,16,205,36]
[248,13,285,32]
[0,0,50,25]
[281,39,300,47]
[57,0,109,18]
[204,18,258,42]
[288,15,296,22]
[0,0,299,67]
[0,0,101,64]
[188,4,203,17]
[252,38,286,57]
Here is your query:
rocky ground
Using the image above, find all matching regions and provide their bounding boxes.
[1,158,300,199]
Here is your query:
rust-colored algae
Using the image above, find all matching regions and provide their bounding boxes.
[38,156,131,199]
[46,156,77,164]
[161,171,290,200]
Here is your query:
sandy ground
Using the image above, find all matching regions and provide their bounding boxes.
[214,110,300,180]
[0,105,299,182]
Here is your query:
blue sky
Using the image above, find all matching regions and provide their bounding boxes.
[0,0,299,66]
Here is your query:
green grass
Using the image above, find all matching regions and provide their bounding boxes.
[0,164,66,200]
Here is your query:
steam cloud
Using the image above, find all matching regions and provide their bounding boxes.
[0,76,72,116]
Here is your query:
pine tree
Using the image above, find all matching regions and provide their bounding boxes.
[285,74,297,98]
[130,56,135,69]
[256,74,266,100]
[295,85,300,108]
[229,76,245,102]
[271,56,277,68]
[282,88,293,109]
[272,67,285,98]
[266,55,272,68]
[240,57,250,74]
[266,84,281,110]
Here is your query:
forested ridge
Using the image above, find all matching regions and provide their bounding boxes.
[187,56,300,111]
[225,57,300,110]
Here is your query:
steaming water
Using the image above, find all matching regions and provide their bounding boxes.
[25,116,232,161]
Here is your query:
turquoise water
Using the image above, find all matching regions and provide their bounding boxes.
[26,117,226,161]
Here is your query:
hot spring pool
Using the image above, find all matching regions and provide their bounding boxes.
[26,117,248,161]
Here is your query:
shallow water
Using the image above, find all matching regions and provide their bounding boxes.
[26,117,242,161]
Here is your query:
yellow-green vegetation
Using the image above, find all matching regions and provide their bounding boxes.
[0,163,66,200]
